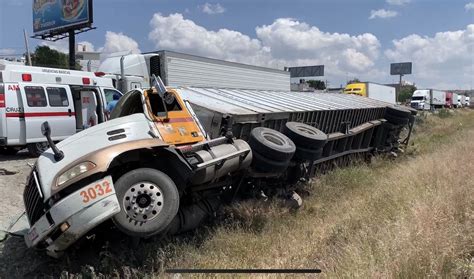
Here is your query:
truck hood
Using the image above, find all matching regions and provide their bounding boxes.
[36,113,154,200]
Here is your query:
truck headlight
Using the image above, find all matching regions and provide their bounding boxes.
[57,162,96,187]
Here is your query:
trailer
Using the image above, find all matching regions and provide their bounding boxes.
[22,78,416,257]
[98,51,291,92]
[343,82,396,104]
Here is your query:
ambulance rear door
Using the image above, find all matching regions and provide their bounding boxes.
[19,84,76,143]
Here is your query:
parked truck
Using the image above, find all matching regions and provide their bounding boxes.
[458,95,466,108]
[22,75,415,257]
[445,92,458,108]
[98,51,291,92]
[343,82,396,104]
[410,89,446,110]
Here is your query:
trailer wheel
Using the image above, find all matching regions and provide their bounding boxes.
[293,147,323,161]
[249,127,295,161]
[27,142,49,157]
[283,122,327,149]
[112,168,179,237]
[385,106,411,118]
[251,152,290,173]
[385,114,409,125]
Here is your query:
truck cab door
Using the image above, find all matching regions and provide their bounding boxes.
[19,84,76,142]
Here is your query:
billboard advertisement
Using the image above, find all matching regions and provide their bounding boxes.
[286,65,325,78]
[390,62,412,75]
[33,0,92,35]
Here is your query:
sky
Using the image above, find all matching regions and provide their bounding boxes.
[0,0,473,89]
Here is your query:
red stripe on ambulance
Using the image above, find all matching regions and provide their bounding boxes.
[6,112,75,118]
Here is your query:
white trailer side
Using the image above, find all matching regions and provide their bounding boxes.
[431,90,446,107]
[366,83,396,104]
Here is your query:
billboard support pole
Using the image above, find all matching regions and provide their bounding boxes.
[398,74,403,102]
[68,30,75,70]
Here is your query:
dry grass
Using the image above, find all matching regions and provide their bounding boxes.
[150,110,474,278]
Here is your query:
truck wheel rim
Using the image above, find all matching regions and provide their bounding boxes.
[122,182,164,223]
[36,142,48,152]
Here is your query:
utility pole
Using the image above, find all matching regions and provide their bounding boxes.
[68,30,75,70]
[23,29,32,66]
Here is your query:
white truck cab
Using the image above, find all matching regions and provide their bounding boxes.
[0,61,123,155]
[410,90,430,110]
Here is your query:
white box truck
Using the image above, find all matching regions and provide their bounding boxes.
[410,89,446,110]
[98,51,291,93]
[343,82,396,104]
[458,95,466,108]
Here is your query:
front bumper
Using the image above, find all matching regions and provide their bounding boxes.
[24,176,120,257]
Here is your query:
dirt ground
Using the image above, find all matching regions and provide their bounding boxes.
[0,152,42,277]
[0,151,35,231]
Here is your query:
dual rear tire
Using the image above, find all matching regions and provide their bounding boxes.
[249,127,296,173]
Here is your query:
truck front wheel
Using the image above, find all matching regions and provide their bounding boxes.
[112,168,180,237]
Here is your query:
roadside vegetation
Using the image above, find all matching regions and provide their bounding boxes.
[150,109,474,278]
[2,109,473,278]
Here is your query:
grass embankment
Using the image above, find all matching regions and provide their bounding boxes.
[151,109,474,278]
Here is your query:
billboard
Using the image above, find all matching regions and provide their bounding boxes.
[33,0,93,35]
[390,62,412,75]
[286,65,324,78]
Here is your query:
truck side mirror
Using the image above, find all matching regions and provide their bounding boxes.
[41,121,51,137]
[41,121,64,161]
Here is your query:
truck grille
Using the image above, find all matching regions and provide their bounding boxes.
[23,168,46,225]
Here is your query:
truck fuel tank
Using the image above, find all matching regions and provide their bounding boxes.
[190,139,252,185]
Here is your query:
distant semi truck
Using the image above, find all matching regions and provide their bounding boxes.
[445,92,458,108]
[410,89,446,110]
[343,82,396,104]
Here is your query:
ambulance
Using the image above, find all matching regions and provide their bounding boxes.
[0,61,122,156]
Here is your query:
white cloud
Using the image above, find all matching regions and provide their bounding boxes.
[0,48,17,55]
[466,2,474,11]
[201,3,226,14]
[385,24,474,89]
[386,0,410,5]
[100,31,141,55]
[369,9,398,19]
[148,13,382,84]
[40,41,69,53]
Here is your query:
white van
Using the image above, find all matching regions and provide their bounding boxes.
[0,61,122,156]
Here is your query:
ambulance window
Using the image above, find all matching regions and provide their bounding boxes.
[25,86,47,107]
[46,87,69,107]
[104,89,122,104]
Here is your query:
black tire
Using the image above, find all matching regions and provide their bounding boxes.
[0,147,20,156]
[112,168,180,237]
[385,106,411,118]
[283,122,328,149]
[293,147,323,161]
[251,151,290,173]
[249,127,295,161]
[27,142,49,157]
[385,114,409,125]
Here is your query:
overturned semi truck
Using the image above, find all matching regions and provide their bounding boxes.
[22,82,416,257]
